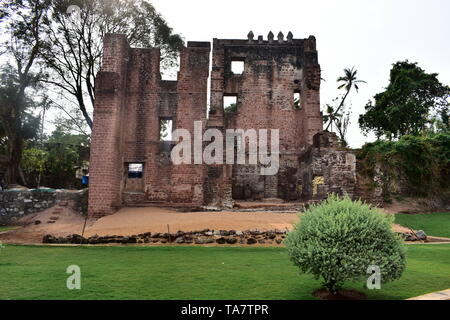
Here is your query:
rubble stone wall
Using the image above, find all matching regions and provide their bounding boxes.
[299,132,357,200]
[0,189,88,225]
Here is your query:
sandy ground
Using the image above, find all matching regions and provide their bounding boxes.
[83,207,298,237]
[0,203,428,245]
[0,205,299,244]
[0,204,87,243]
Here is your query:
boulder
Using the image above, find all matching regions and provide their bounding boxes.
[216,237,226,244]
[89,237,99,244]
[69,234,88,244]
[415,230,427,241]
[127,236,137,244]
[175,236,185,244]
[195,238,215,244]
[42,234,57,243]
[175,231,185,237]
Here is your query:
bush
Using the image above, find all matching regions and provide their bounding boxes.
[357,132,450,197]
[285,195,406,294]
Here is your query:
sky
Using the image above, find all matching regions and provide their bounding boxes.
[151,0,450,147]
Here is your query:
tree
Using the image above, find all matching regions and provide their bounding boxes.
[0,0,50,184]
[0,67,43,184]
[0,0,181,183]
[323,97,352,146]
[21,147,47,187]
[224,103,237,114]
[359,61,450,139]
[21,125,90,189]
[41,0,184,129]
[0,66,45,184]
[325,67,366,131]
[285,194,406,294]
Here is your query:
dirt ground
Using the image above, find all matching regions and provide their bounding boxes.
[0,203,426,245]
[84,207,298,236]
[0,205,87,244]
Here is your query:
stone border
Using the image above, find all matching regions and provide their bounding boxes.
[43,229,288,245]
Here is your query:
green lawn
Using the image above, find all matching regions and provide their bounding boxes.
[0,226,20,232]
[1,244,450,300]
[395,212,450,238]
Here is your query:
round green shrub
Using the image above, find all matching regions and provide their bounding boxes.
[285,194,406,293]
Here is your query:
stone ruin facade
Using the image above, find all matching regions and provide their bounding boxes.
[88,31,357,218]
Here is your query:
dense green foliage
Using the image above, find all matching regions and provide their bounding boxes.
[0,244,449,299]
[21,127,90,189]
[285,195,406,293]
[358,132,450,196]
[224,103,237,114]
[395,212,450,238]
[0,0,182,184]
[359,61,449,139]
[0,66,44,185]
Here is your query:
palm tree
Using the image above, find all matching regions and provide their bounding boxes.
[325,67,366,131]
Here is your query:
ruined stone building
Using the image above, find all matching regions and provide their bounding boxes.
[88,32,357,218]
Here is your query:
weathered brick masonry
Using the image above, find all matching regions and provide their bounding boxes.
[88,32,354,218]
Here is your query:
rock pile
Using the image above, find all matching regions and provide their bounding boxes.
[397,230,427,241]
[42,229,288,245]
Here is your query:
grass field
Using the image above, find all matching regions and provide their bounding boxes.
[395,212,450,238]
[0,226,20,232]
[1,244,449,300]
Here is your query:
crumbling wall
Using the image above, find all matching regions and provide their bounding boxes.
[88,34,210,218]
[208,32,322,203]
[88,34,130,218]
[168,42,210,205]
[299,132,357,200]
[88,32,325,217]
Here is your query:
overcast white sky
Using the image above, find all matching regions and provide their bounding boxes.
[151,0,450,147]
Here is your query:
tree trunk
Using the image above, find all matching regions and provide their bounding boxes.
[7,134,24,185]
[76,94,93,129]
[325,88,351,131]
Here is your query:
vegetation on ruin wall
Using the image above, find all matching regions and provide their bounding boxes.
[357,132,450,197]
